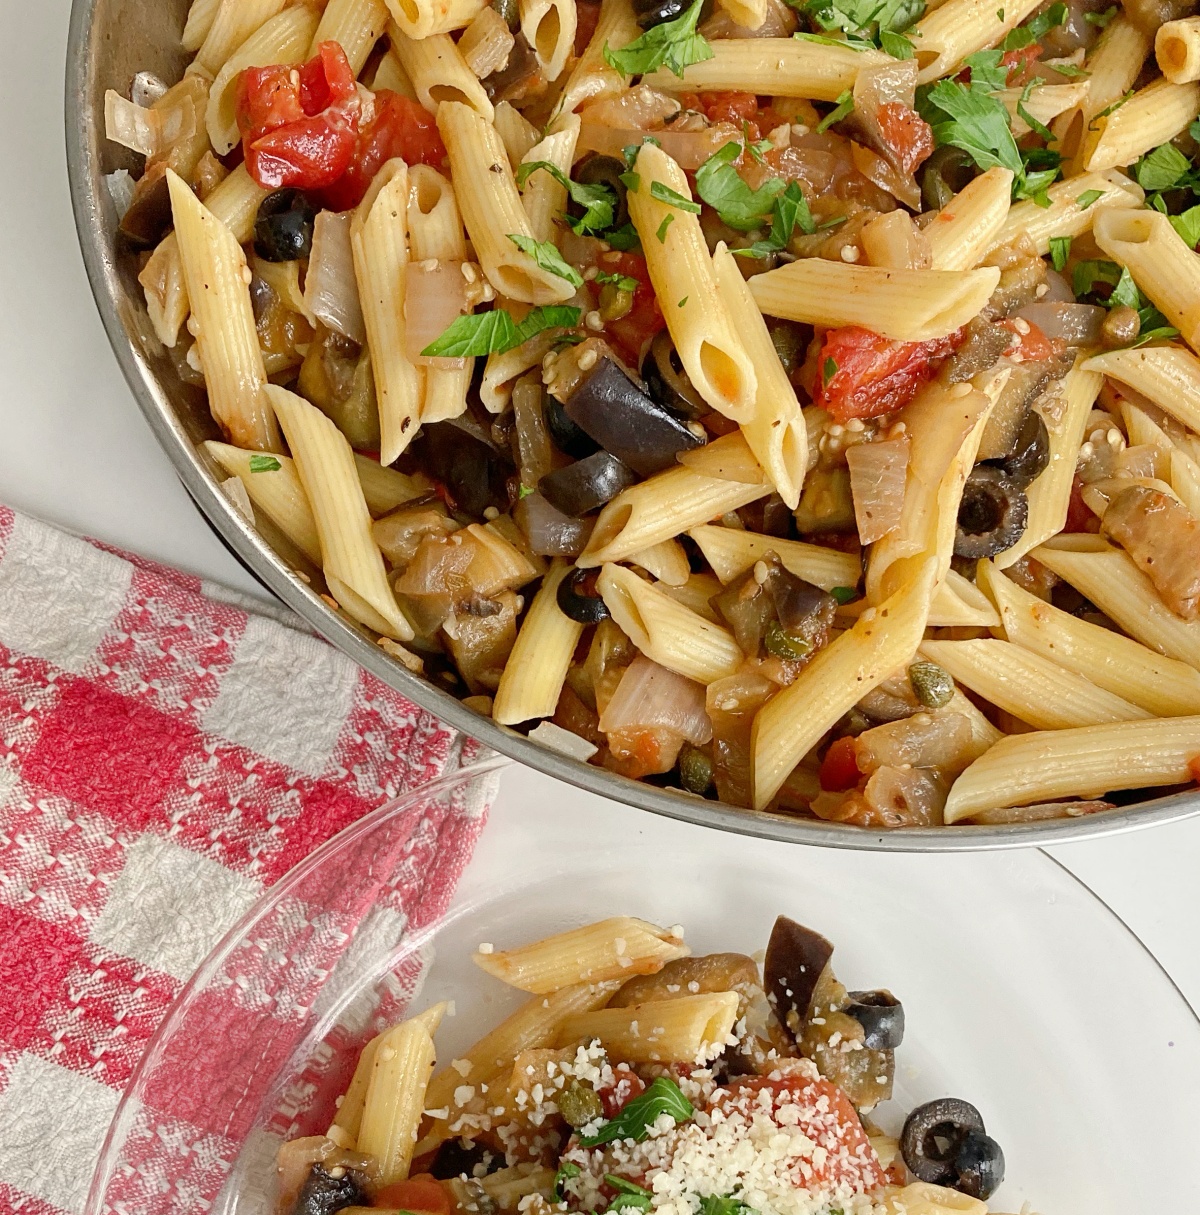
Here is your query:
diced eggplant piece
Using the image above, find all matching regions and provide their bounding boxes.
[763,915,834,1033]
[538,451,637,517]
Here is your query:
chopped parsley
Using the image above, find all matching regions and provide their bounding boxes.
[595,270,640,291]
[734,181,815,258]
[1075,188,1104,209]
[554,1161,580,1200]
[1048,234,1071,271]
[880,28,914,56]
[695,141,786,231]
[650,180,702,212]
[1000,0,1066,51]
[607,222,642,251]
[1088,89,1132,130]
[578,1077,695,1146]
[606,1176,654,1211]
[698,1198,757,1215]
[657,213,675,242]
[793,0,925,55]
[621,170,642,193]
[1170,204,1200,249]
[919,78,1022,176]
[793,31,871,48]
[248,455,281,473]
[678,296,688,307]
[816,89,855,133]
[961,49,1009,91]
[1073,259,1179,345]
[830,585,857,603]
[603,0,713,78]
[507,234,584,287]
[1135,142,1191,193]
[1084,3,1116,25]
[1017,80,1054,140]
[516,160,615,235]
[421,306,582,357]
[822,355,839,386]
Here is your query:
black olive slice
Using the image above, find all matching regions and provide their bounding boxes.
[953,1129,1006,1199]
[254,188,317,263]
[763,915,835,1034]
[954,466,1028,559]
[556,567,610,624]
[633,0,687,26]
[565,357,705,477]
[998,408,1050,489]
[289,1163,367,1215]
[430,1136,501,1180]
[900,1098,987,1186]
[920,145,979,212]
[539,451,638,517]
[544,394,600,459]
[844,989,905,1050]
[642,330,708,420]
[573,155,630,231]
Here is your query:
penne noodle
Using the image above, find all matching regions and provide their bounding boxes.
[1157,17,1200,84]
[1082,345,1200,435]
[352,160,424,465]
[748,260,999,343]
[578,434,770,567]
[977,558,1200,716]
[311,0,391,72]
[661,572,724,623]
[520,117,580,243]
[328,1033,384,1148]
[712,243,807,508]
[481,330,558,414]
[1080,78,1200,174]
[1033,539,1200,671]
[751,556,937,810]
[687,525,861,592]
[717,0,767,29]
[642,39,889,101]
[166,170,280,452]
[194,0,288,76]
[268,385,415,640]
[926,168,1014,272]
[909,0,1041,82]
[1000,81,1090,138]
[989,169,1142,257]
[598,564,744,685]
[473,917,689,992]
[493,100,542,166]
[629,538,691,586]
[1093,208,1200,355]
[183,0,224,51]
[943,718,1200,821]
[627,146,757,423]
[520,0,577,81]
[390,24,494,121]
[384,0,487,39]
[1081,16,1152,124]
[556,993,741,1064]
[920,638,1151,729]
[493,561,586,725]
[369,46,419,98]
[557,0,640,114]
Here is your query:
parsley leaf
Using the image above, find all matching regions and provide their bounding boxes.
[1076,188,1104,209]
[650,179,702,212]
[507,235,584,286]
[1192,118,1200,143]
[1170,204,1200,249]
[919,78,1022,176]
[595,270,640,291]
[622,136,661,168]
[579,1077,694,1146]
[1109,265,1140,310]
[793,30,870,47]
[1001,0,1065,50]
[1135,142,1191,193]
[698,1198,757,1215]
[1073,258,1123,299]
[606,1177,653,1200]
[822,355,838,385]
[962,48,1009,90]
[1048,234,1071,271]
[1017,80,1054,140]
[604,0,713,78]
[1053,62,1088,77]
[607,222,642,251]
[1089,89,1132,129]
[516,160,615,235]
[798,0,925,47]
[249,455,281,473]
[421,306,581,357]
[695,142,786,230]
[1084,3,1115,25]
[830,585,857,604]
[880,28,914,56]
[816,89,855,133]
[657,213,675,241]
[554,1162,580,1200]
[734,182,815,257]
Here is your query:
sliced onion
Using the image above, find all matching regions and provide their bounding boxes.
[131,70,169,108]
[103,89,183,157]
[513,491,595,555]
[1040,268,1075,302]
[405,260,470,369]
[850,60,923,210]
[599,655,713,745]
[846,436,909,545]
[578,123,740,171]
[701,0,797,37]
[303,211,366,346]
[580,85,681,129]
[1015,301,1106,347]
[104,169,136,221]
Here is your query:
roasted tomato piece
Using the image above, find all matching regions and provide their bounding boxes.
[875,101,934,175]
[816,325,961,421]
[997,318,1064,363]
[819,735,861,793]
[598,251,666,367]
[596,1065,646,1117]
[374,1175,453,1215]
[236,41,360,190]
[999,43,1043,87]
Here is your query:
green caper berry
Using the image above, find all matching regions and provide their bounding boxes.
[598,283,634,322]
[491,0,520,29]
[764,620,813,661]
[909,660,954,708]
[558,1079,603,1128]
[678,744,713,795]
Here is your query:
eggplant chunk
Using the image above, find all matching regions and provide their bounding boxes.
[289,1164,367,1215]
[764,915,834,1033]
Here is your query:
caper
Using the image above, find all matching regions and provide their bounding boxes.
[764,620,813,661]
[558,1079,603,1128]
[491,0,520,30]
[1101,304,1141,348]
[678,744,713,795]
[908,661,954,709]
[598,283,634,321]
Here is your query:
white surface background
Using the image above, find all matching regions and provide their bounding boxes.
[4,0,1198,1023]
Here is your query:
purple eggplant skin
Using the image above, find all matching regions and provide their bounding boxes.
[564,357,705,477]
[763,915,835,1034]
[538,450,638,517]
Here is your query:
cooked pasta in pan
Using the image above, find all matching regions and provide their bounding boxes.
[271,916,1015,1215]
[105,0,1200,827]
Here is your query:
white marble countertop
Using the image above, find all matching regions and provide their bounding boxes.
[8,0,1198,1018]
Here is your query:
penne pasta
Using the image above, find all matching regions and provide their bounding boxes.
[493,561,586,725]
[182,0,223,51]
[944,717,1200,821]
[556,993,741,1064]
[473,917,689,992]
[1080,78,1200,174]
[925,168,1014,272]
[642,39,889,101]
[557,0,640,114]
[977,558,1200,716]
[268,385,414,640]
[717,0,767,29]
[909,0,1040,81]
[194,0,288,77]
[166,170,280,452]
[627,146,757,423]
[1082,345,1200,435]
[390,24,494,121]
[687,525,861,592]
[493,99,542,166]
[748,260,1000,343]
[629,538,691,586]
[920,638,1151,729]
[328,1033,383,1148]
[311,0,391,73]
[598,564,744,685]
[1000,81,1090,138]
[989,169,1142,257]
[520,116,580,242]
[751,556,937,810]
[1157,16,1200,85]
[384,0,487,39]
[520,0,577,81]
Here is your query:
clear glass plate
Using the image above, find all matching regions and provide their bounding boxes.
[86,759,1200,1215]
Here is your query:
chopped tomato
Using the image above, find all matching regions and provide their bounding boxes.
[999,43,1043,87]
[702,91,761,135]
[714,1076,886,1191]
[374,1175,452,1214]
[575,0,602,56]
[816,325,961,421]
[819,735,861,793]
[597,1065,646,1117]
[321,91,448,210]
[1189,756,1200,783]
[236,41,360,190]
[595,251,666,367]
[1064,474,1101,533]
[875,101,934,175]
[997,317,1064,363]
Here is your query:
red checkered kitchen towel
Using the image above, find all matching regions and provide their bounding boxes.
[0,505,493,1215]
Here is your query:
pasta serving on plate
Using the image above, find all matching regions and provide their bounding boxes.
[104,0,1200,827]
[272,916,1016,1215]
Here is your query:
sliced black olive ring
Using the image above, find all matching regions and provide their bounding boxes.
[544,394,599,460]
[996,408,1050,490]
[253,188,316,263]
[920,145,980,212]
[632,0,687,27]
[573,155,630,231]
[556,567,610,624]
[641,330,708,420]
[900,1097,1005,1200]
[844,989,905,1050]
[954,465,1028,559]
